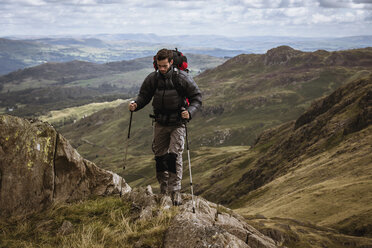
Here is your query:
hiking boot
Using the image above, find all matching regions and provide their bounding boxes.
[171,191,182,206]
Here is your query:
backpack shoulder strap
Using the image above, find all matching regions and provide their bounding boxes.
[154,72,159,92]
[172,68,185,97]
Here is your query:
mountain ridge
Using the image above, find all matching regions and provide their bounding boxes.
[193,74,372,239]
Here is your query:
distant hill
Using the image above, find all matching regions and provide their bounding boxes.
[0,38,46,75]
[0,37,234,75]
[191,46,372,146]
[2,34,371,75]
[88,33,372,53]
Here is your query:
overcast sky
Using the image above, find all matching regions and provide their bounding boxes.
[1,0,372,38]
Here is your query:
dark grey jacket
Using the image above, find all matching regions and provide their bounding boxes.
[135,67,202,123]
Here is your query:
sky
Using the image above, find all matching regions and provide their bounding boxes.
[1,0,372,38]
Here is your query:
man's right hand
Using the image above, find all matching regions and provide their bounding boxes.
[129,101,137,112]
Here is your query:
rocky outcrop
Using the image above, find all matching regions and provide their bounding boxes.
[164,198,278,248]
[124,187,278,248]
[0,114,130,217]
[264,46,302,66]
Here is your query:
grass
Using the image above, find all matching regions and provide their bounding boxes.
[245,216,372,248]
[0,196,178,248]
[2,78,57,93]
[38,99,128,125]
[234,126,372,234]
[68,69,153,89]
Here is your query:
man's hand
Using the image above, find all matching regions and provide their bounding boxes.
[181,110,190,120]
[129,101,137,112]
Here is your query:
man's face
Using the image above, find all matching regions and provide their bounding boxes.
[157,58,173,74]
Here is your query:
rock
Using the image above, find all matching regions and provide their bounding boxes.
[58,220,74,235]
[124,187,157,220]
[163,196,278,248]
[145,185,154,195]
[118,188,278,247]
[0,115,131,217]
[159,195,173,210]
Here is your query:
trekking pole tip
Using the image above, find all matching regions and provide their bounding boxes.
[192,207,195,214]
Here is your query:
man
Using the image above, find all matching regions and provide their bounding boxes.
[128,48,202,205]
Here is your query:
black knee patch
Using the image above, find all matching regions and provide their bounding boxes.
[166,153,177,174]
[155,155,167,172]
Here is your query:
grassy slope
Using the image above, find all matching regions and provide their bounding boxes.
[236,125,372,230]
[246,216,372,248]
[0,195,177,248]
[185,76,372,239]
[38,99,127,126]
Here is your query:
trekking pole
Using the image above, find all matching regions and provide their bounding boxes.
[120,110,133,197]
[185,122,196,214]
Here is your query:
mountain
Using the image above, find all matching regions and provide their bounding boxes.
[189,75,372,239]
[189,46,372,146]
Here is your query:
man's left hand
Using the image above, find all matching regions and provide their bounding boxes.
[181,110,190,120]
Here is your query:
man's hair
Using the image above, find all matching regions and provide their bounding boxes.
[156,49,173,62]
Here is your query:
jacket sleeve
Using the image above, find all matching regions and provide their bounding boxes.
[135,73,156,111]
[182,73,202,119]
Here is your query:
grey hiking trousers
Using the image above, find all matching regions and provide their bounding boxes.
[152,122,185,193]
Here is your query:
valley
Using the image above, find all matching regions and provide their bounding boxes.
[1,44,372,247]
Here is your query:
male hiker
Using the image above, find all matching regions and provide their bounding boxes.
[128,48,202,205]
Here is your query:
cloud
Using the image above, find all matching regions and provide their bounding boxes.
[318,0,372,8]
[353,0,372,3]
[0,0,371,37]
[0,0,46,6]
